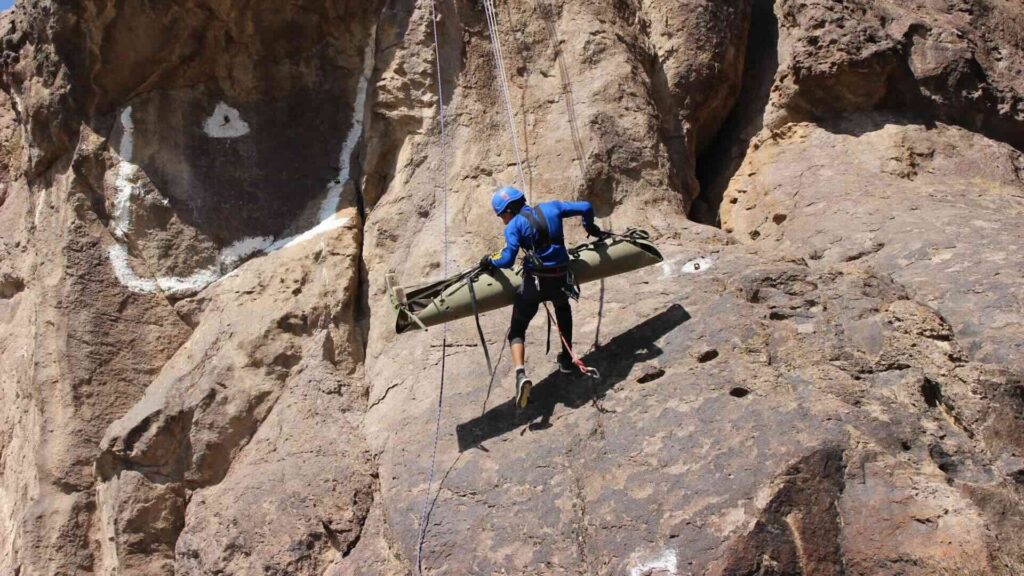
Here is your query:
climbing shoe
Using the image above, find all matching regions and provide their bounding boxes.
[515,369,533,409]
[557,352,574,374]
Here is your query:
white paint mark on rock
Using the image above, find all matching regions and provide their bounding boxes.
[202,102,251,138]
[109,243,219,297]
[660,261,674,279]
[113,107,142,239]
[153,269,222,298]
[107,244,158,293]
[105,30,374,296]
[221,235,275,267]
[34,188,47,226]
[317,36,375,223]
[106,107,271,298]
[269,216,351,252]
[681,257,714,274]
[109,236,275,298]
[659,256,715,278]
[109,233,276,295]
[629,549,678,576]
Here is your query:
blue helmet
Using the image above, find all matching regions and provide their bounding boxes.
[491,186,525,215]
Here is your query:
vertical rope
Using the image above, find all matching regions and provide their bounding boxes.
[535,0,608,349]
[482,0,528,198]
[416,1,451,573]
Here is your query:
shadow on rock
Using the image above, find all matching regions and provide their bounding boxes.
[456,303,691,451]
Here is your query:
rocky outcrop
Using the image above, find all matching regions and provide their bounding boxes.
[0,0,1022,574]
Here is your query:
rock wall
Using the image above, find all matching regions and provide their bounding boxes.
[0,0,1022,574]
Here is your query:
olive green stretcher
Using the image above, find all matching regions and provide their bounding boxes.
[388,229,663,334]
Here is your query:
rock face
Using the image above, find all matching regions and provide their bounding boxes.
[0,0,1022,574]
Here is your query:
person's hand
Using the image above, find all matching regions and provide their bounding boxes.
[479,255,495,271]
[584,222,605,238]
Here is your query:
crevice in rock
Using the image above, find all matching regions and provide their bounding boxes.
[717,446,847,575]
[919,376,977,440]
[697,348,720,363]
[634,10,691,203]
[566,450,594,575]
[928,443,958,477]
[366,377,406,412]
[920,377,943,408]
[691,0,779,227]
[0,272,25,299]
[729,386,750,399]
[361,0,460,211]
[636,365,665,383]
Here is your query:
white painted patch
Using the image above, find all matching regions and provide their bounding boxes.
[202,102,251,138]
[317,37,375,223]
[34,188,47,226]
[681,257,714,274]
[118,107,135,159]
[107,244,158,293]
[660,261,674,278]
[105,107,265,297]
[154,269,222,297]
[109,236,279,297]
[659,256,715,278]
[112,107,142,239]
[105,31,373,296]
[269,216,351,252]
[629,549,678,576]
[220,235,275,267]
[109,244,218,298]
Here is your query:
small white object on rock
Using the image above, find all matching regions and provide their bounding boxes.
[203,102,251,138]
[681,257,714,274]
[630,549,678,576]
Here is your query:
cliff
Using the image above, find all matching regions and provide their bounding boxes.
[0,0,1022,574]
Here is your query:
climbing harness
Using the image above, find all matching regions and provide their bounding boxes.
[518,205,552,269]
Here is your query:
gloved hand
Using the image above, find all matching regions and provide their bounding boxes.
[584,222,605,238]
[479,255,495,271]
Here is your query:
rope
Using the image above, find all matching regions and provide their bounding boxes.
[543,302,600,379]
[416,2,451,573]
[532,1,611,349]
[482,0,528,197]
[479,330,509,416]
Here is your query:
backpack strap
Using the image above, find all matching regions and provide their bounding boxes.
[518,205,551,253]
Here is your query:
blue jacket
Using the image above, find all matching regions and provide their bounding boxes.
[489,200,595,270]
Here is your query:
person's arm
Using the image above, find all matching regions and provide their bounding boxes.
[490,220,522,269]
[553,200,604,237]
[552,200,596,226]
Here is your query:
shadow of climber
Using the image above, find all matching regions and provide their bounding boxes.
[456,303,691,451]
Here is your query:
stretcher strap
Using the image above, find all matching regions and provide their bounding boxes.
[468,273,494,376]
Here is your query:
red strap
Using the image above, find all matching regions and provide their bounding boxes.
[542,303,600,379]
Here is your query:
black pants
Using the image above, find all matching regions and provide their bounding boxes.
[508,271,572,356]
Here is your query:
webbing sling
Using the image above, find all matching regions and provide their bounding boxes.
[467,274,494,377]
[518,205,552,269]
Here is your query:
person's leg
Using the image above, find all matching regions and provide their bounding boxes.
[509,275,542,407]
[511,341,525,369]
[553,296,573,357]
[537,274,575,371]
[508,275,540,370]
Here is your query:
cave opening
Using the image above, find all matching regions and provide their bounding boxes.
[690,0,779,228]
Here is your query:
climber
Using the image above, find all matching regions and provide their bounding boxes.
[478,186,605,409]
